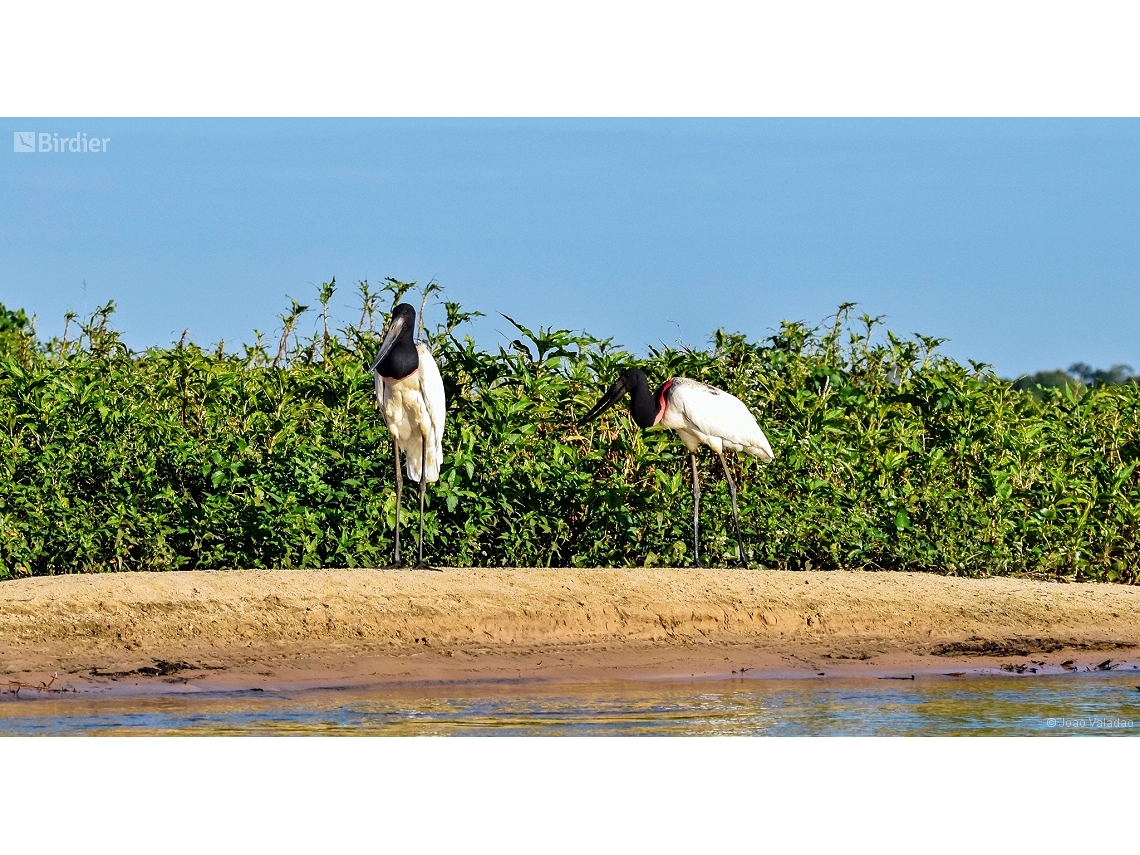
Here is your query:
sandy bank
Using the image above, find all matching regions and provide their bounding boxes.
[2,568,1138,694]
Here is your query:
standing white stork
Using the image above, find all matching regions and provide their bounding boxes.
[369,303,446,568]
[580,369,774,566]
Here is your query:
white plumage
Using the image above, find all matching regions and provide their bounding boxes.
[375,342,445,483]
[657,378,774,461]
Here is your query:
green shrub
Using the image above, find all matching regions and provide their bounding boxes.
[1,285,1137,581]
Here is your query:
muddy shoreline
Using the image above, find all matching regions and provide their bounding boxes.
[2,568,1138,698]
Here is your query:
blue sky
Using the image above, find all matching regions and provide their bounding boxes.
[2,118,1138,377]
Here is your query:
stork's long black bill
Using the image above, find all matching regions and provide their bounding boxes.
[369,313,409,373]
[579,378,628,426]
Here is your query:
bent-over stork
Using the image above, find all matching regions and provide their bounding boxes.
[580,369,774,566]
[370,303,445,568]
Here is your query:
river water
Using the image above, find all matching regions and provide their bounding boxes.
[2,672,1139,735]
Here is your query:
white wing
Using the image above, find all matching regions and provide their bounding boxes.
[415,342,446,482]
[663,378,774,461]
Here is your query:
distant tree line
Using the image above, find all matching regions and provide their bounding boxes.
[1011,363,1138,399]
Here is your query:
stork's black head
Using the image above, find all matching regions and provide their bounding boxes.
[579,368,658,429]
[370,303,419,380]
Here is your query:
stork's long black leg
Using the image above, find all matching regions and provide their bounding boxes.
[690,452,702,568]
[718,452,745,567]
[388,440,403,568]
[416,440,428,568]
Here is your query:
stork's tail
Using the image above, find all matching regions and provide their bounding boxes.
[404,433,444,483]
[745,430,775,463]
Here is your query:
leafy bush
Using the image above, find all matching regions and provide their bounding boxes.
[1,285,1137,581]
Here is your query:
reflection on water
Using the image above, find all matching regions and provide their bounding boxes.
[2,675,1138,736]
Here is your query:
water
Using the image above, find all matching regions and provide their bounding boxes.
[2,673,1139,735]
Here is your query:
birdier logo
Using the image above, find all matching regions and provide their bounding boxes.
[13,131,111,153]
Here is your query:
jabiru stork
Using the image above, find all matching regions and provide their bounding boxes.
[369,303,446,568]
[580,369,774,566]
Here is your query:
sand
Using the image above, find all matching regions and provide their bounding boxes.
[2,568,1138,695]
